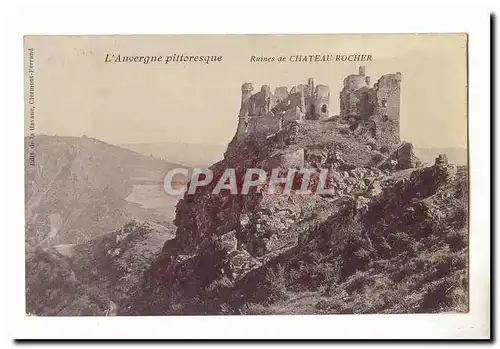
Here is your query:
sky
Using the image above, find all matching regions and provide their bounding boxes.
[25,34,468,149]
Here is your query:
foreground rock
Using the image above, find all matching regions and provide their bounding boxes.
[122,121,467,315]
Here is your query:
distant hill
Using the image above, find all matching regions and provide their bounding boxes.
[414,147,467,166]
[25,135,181,247]
[119,142,226,168]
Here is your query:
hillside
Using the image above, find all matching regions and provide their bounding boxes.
[25,135,180,247]
[121,119,468,315]
[25,123,468,316]
[26,220,174,316]
[119,142,226,168]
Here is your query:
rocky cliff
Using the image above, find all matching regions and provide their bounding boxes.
[122,119,468,315]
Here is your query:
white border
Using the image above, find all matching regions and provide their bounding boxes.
[2,0,492,340]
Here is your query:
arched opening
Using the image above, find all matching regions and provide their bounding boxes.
[321,104,328,113]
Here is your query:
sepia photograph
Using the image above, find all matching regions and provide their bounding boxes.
[23,34,471,318]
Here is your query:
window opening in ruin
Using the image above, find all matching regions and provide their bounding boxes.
[321,104,327,113]
[310,104,316,119]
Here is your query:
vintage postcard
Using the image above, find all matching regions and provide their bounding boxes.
[24,34,470,319]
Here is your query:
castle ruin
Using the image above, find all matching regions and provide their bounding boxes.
[339,66,402,147]
[234,66,402,150]
[235,78,330,141]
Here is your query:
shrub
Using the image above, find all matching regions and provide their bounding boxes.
[339,127,350,135]
[324,298,349,313]
[445,231,467,251]
[259,264,288,303]
[315,299,330,311]
[206,276,233,297]
[289,259,341,293]
[415,257,426,271]
[322,260,342,296]
[390,263,415,283]
[220,303,234,315]
[340,235,372,279]
[240,302,274,315]
[345,271,371,294]
[379,146,390,154]
[450,287,468,313]
[387,231,415,253]
[371,152,385,164]
[419,279,455,313]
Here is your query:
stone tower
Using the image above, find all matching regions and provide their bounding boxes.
[240,83,254,117]
[374,72,402,124]
[312,85,330,119]
[308,78,314,96]
[339,66,402,150]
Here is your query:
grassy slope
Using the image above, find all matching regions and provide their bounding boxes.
[125,120,468,316]
[241,167,468,314]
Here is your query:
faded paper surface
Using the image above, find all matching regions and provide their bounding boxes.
[24,35,469,317]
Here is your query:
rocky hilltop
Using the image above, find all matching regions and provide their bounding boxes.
[123,114,468,315]
[26,70,468,316]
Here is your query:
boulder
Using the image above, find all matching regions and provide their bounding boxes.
[217,230,238,253]
[396,142,417,170]
[435,153,449,166]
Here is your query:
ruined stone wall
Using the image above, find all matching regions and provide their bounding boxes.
[339,66,371,118]
[246,113,281,137]
[288,91,305,112]
[344,74,368,91]
[365,73,402,149]
[236,78,330,141]
[283,106,304,122]
[312,84,330,119]
[371,113,401,150]
[240,83,254,117]
[375,73,402,123]
[274,86,289,103]
[235,116,249,141]
[338,67,401,150]
[246,86,272,116]
[350,87,378,120]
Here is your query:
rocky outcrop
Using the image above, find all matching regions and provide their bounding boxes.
[123,120,468,315]
[377,141,418,170]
